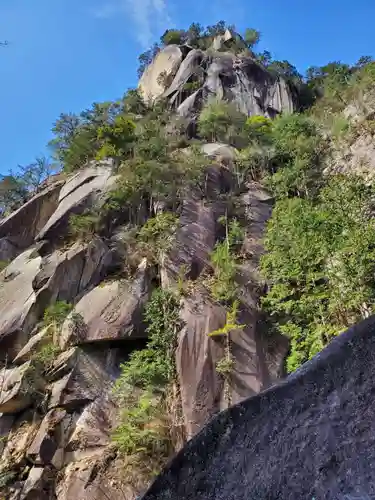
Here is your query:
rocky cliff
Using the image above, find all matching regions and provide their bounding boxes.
[2,21,375,500]
[142,315,375,500]
[139,30,294,122]
[0,150,286,498]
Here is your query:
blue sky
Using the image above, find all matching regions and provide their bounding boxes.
[1,0,375,174]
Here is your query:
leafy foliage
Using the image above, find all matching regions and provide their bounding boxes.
[261,176,375,372]
[265,113,326,199]
[96,115,136,162]
[160,30,186,46]
[244,28,260,49]
[137,212,179,261]
[245,115,273,141]
[198,99,246,143]
[69,211,100,241]
[208,300,245,337]
[112,390,169,456]
[43,301,73,329]
[209,217,244,303]
[0,174,28,216]
[113,289,181,461]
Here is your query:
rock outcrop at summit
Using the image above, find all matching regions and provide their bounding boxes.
[142,315,375,500]
[138,42,294,121]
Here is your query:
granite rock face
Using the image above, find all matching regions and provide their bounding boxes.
[59,259,151,348]
[142,315,375,500]
[36,164,114,242]
[139,45,184,102]
[0,181,63,258]
[139,42,295,121]
[0,148,288,499]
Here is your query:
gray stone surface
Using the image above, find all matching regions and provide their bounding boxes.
[0,248,42,358]
[0,182,63,252]
[19,466,54,500]
[201,143,237,163]
[211,29,235,51]
[59,259,151,348]
[0,238,20,262]
[0,361,44,414]
[161,198,217,287]
[48,348,113,411]
[176,296,226,438]
[36,166,113,241]
[33,236,112,305]
[142,316,375,500]
[139,45,183,103]
[164,49,205,99]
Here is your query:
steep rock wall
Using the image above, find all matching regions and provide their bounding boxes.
[142,315,375,500]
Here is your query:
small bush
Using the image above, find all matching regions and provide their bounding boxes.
[112,391,170,456]
[161,29,186,46]
[209,218,244,303]
[208,300,245,337]
[69,211,100,241]
[33,331,61,371]
[245,115,273,139]
[113,289,181,468]
[198,99,246,143]
[43,301,73,328]
[137,212,179,262]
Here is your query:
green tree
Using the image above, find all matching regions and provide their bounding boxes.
[18,156,57,194]
[205,20,228,37]
[268,60,302,85]
[266,113,325,199]
[261,175,375,372]
[198,98,246,143]
[161,29,186,46]
[138,44,160,78]
[257,50,272,66]
[186,23,204,46]
[0,175,27,216]
[122,89,147,116]
[96,115,136,162]
[244,28,260,49]
[245,115,273,140]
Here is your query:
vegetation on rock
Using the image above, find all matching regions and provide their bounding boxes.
[113,289,181,479]
[3,18,375,499]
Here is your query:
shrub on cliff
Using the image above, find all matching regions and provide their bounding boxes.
[261,175,375,372]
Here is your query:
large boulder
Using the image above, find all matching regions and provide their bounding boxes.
[139,45,184,103]
[13,326,51,365]
[216,56,294,117]
[36,164,114,242]
[142,316,375,500]
[0,237,111,360]
[47,347,114,411]
[164,49,205,104]
[33,236,112,305]
[19,466,55,500]
[0,181,63,257]
[65,393,117,458]
[163,49,295,120]
[211,29,235,51]
[0,248,43,359]
[59,259,151,348]
[26,408,70,466]
[0,361,45,414]
[1,410,41,464]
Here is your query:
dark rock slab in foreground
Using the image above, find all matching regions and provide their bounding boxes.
[142,316,375,500]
